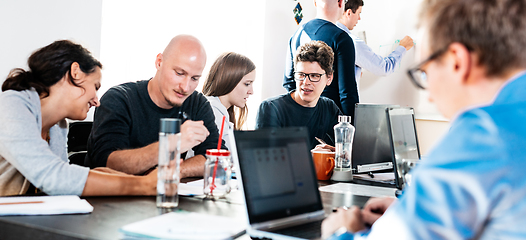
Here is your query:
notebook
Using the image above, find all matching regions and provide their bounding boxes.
[230,127,325,240]
[386,107,421,190]
[352,104,399,173]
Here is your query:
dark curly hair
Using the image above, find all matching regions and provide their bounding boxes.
[294,40,335,75]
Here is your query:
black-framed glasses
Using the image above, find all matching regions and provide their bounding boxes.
[294,72,326,83]
[407,48,448,90]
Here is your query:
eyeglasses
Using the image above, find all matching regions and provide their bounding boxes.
[294,72,326,83]
[407,48,448,90]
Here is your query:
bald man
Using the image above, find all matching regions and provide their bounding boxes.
[86,35,225,177]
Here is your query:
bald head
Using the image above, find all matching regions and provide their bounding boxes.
[149,35,207,109]
[162,35,207,66]
[315,0,345,23]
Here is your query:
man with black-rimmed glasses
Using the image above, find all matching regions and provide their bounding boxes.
[256,41,342,149]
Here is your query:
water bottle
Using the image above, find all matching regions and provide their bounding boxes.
[331,115,355,181]
[157,118,181,209]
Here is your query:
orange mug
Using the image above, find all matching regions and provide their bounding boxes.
[311,151,335,180]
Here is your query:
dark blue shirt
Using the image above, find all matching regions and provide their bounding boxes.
[284,19,357,121]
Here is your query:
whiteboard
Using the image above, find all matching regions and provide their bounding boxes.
[350,0,445,121]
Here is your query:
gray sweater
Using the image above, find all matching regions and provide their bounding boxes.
[0,90,89,196]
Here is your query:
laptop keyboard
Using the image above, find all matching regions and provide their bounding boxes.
[269,220,323,239]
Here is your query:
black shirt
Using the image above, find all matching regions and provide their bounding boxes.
[255,92,342,149]
[85,80,224,169]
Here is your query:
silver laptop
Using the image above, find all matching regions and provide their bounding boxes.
[352,104,400,173]
[386,107,421,190]
[230,127,325,240]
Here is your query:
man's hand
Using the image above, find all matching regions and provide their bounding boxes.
[399,36,414,51]
[180,120,209,153]
[362,197,396,225]
[321,206,366,239]
[312,144,335,152]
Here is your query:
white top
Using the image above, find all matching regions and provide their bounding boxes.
[206,96,234,152]
[185,96,233,159]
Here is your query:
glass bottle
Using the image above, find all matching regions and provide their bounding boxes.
[157,118,181,209]
[333,115,355,175]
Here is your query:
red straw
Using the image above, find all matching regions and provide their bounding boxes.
[211,116,226,195]
[217,116,226,150]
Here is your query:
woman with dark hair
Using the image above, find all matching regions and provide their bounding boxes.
[201,52,256,151]
[0,40,156,196]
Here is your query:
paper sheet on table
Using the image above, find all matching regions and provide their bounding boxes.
[179,179,238,196]
[319,183,396,198]
[119,211,246,240]
[0,195,93,216]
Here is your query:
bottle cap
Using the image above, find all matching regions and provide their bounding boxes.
[338,115,351,123]
[206,149,230,157]
[159,118,181,134]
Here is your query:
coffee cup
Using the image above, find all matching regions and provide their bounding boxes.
[311,151,335,180]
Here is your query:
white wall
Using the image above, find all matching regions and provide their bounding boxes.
[0,0,102,121]
[0,0,102,86]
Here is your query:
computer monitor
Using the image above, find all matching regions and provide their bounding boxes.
[352,104,399,173]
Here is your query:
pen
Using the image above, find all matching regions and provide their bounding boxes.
[315,137,326,145]
[325,133,335,145]
[0,201,44,206]
[178,111,190,122]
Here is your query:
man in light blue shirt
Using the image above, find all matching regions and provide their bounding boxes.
[336,0,414,90]
[321,0,526,239]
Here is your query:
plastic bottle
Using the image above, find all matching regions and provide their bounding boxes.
[332,115,355,181]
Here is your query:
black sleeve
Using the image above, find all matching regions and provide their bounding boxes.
[85,88,132,168]
[188,94,226,156]
[283,36,297,92]
[335,33,358,119]
[325,101,343,146]
[255,100,282,129]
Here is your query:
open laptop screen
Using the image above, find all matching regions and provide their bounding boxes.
[234,127,322,224]
[386,107,421,189]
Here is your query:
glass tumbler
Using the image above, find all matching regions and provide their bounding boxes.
[203,149,232,198]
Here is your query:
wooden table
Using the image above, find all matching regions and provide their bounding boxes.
[0,180,376,240]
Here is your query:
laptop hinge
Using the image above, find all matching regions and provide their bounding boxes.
[252,210,325,231]
[357,162,393,173]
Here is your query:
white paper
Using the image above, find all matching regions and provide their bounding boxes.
[120,211,245,240]
[319,183,396,198]
[0,195,93,216]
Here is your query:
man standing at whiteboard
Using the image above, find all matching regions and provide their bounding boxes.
[284,0,358,122]
[336,0,414,90]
